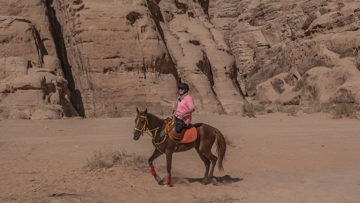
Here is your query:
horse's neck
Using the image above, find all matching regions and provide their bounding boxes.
[147,113,164,130]
[146,114,166,142]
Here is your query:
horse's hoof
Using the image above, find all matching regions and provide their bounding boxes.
[201,179,210,185]
[155,175,162,183]
[211,177,218,185]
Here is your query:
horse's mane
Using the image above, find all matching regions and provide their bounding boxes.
[147,113,165,125]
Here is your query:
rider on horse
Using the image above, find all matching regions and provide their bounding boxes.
[171,82,195,133]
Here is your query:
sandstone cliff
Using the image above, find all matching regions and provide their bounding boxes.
[1,0,359,119]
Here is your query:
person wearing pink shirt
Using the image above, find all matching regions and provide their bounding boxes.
[171,83,195,133]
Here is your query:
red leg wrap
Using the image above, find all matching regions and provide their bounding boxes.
[149,165,156,176]
[167,172,171,185]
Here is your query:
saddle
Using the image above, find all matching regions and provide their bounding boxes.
[166,117,197,144]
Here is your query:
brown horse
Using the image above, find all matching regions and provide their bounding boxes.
[133,107,227,186]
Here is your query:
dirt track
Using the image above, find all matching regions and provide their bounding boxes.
[1,113,360,202]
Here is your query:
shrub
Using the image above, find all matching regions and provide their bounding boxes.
[85,149,148,172]
[312,103,333,113]
[0,106,10,119]
[332,103,358,119]
[242,104,256,118]
[17,112,29,119]
[272,104,286,113]
[243,102,359,119]
[301,102,359,119]
[195,195,239,203]
[286,106,299,116]
[242,104,266,118]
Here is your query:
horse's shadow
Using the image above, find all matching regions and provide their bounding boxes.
[168,175,242,186]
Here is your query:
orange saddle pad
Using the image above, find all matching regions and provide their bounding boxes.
[168,126,198,144]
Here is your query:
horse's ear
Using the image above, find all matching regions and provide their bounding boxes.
[136,107,139,114]
[144,108,147,115]
[178,77,182,83]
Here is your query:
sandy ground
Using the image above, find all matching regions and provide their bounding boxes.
[1,113,360,203]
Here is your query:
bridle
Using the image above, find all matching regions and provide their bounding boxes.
[134,115,168,152]
[134,115,148,134]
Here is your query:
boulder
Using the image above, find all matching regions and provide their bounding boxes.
[260,58,360,105]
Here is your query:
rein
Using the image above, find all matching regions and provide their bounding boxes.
[134,115,169,153]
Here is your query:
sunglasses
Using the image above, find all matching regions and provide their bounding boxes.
[178,87,184,90]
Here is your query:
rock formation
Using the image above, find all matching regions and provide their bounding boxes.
[1,0,360,119]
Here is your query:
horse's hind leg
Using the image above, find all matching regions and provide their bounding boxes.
[195,147,211,184]
[148,149,163,184]
[202,150,218,179]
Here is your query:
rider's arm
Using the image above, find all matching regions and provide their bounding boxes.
[180,108,195,117]
[170,102,176,117]
[170,108,175,117]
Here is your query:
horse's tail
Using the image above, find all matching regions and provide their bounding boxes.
[214,128,226,172]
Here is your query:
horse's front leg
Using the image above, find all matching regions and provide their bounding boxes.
[148,149,163,184]
[165,149,173,186]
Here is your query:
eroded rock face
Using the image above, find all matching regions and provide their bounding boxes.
[0,57,79,119]
[207,0,360,105]
[1,0,360,118]
[45,0,181,117]
[0,1,79,119]
[42,0,244,117]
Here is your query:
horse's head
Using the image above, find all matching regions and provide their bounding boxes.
[133,107,148,140]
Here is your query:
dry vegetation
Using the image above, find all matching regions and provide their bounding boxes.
[194,194,240,203]
[0,107,31,119]
[242,104,265,118]
[332,103,359,119]
[242,103,359,119]
[0,106,10,119]
[16,111,29,120]
[84,149,149,172]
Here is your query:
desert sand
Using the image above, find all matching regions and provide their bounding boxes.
[1,113,360,203]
